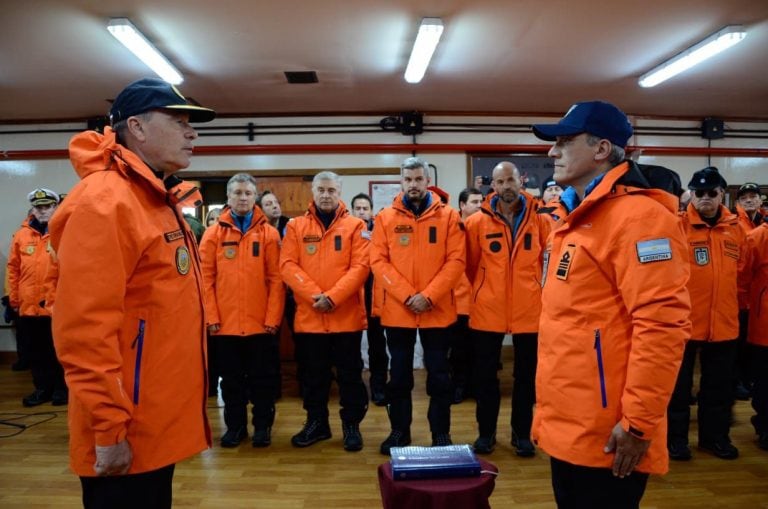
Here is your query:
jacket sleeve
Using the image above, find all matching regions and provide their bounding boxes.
[198,227,221,326]
[6,231,21,309]
[42,252,59,312]
[279,219,323,303]
[324,219,370,306]
[370,211,417,304]
[737,227,750,310]
[613,210,691,440]
[421,208,467,304]
[264,227,285,328]
[51,191,141,446]
[464,218,481,285]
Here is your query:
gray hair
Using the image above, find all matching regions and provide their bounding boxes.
[312,171,342,189]
[586,134,625,167]
[226,173,258,195]
[400,156,430,175]
[112,111,153,143]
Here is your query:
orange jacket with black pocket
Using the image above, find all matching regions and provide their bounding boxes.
[279,201,369,333]
[370,191,466,329]
[464,191,550,333]
[199,206,285,336]
[50,127,210,476]
[533,162,691,475]
[680,203,747,341]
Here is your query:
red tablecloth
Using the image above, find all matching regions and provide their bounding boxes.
[378,459,498,509]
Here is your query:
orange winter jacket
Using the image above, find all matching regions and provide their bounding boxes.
[280,201,369,333]
[680,204,746,341]
[736,204,764,233]
[7,218,54,317]
[200,206,285,336]
[455,274,471,316]
[371,191,466,329]
[464,191,550,333]
[743,223,768,347]
[533,161,691,475]
[50,127,210,476]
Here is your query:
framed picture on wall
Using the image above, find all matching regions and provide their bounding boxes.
[468,154,554,197]
[369,181,401,214]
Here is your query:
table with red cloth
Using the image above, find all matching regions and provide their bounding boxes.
[377,458,498,509]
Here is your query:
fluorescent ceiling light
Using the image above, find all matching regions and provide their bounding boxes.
[404,18,444,84]
[107,18,184,85]
[639,25,746,88]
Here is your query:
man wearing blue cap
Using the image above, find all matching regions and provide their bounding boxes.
[50,78,215,509]
[531,101,691,508]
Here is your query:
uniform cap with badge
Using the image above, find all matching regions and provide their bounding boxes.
[687,166,727,190]
[737,182,760,197]
[109,77,216,125]
[532,100,634,148]
[27,188,60,207]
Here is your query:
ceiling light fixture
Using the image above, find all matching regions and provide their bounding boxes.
[404,18,444,84]
[638,25,746,88]
[107,18,184,85]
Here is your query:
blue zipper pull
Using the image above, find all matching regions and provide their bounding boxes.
[131,319,145,349]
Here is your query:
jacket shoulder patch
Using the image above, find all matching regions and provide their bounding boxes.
[636,238,672,263]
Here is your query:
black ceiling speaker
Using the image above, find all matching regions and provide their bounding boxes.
[701,117,725,140]
[399,111,423,135]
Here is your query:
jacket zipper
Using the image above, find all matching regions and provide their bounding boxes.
[131,319,146,405]
[594,329,608,408]
[473,267,487,303]
[758,287,767,317]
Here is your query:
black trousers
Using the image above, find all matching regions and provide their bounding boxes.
[469,329,504,436]
[550,457,649,509]
[206,332,220,394]
[367,316,389,389]
[217,334,279,430]
[386,327,451,434]
[510,333,538,439]
[294,331,368,424]
[752,344,768,434]
[449,315,472,390]
[16,316,66,393]
[668,339,738,445]
[80,464,175,509]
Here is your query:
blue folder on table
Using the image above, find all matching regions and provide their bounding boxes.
[390,444,482,480]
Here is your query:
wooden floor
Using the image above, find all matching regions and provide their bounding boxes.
[0,347,766,508]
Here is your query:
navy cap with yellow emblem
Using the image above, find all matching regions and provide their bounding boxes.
[109,77,216,125]
[27,188,60,207]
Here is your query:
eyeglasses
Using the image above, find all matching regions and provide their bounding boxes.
[694,190,719,198]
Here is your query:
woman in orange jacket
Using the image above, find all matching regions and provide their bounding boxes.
[667,168,747,461]
[199,173,285,448]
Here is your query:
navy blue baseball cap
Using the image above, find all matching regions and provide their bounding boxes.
[532,101,633,148]
[109,77,215,125]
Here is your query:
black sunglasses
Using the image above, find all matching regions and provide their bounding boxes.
[694,190,719,198]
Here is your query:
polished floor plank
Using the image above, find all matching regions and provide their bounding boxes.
[1,347,767,508]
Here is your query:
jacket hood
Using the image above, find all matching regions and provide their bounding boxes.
[565,161,680,224]
[68,127,167,197]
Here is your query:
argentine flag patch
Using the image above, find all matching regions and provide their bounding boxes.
[636,238,672,263]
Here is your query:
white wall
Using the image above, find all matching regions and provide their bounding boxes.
[1,114,767,350]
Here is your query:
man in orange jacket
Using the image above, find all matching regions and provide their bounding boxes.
[736,182,764,232]
[50,78,214,508]
[280,171,370,452]
[667,167,746,461]
[371,157,466,454]
[464,163,550,456]
[532,101,691,508]
[7,188,67,406]
[200,173,285,448]
[448,187,483,405]
[742,222,768,450]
